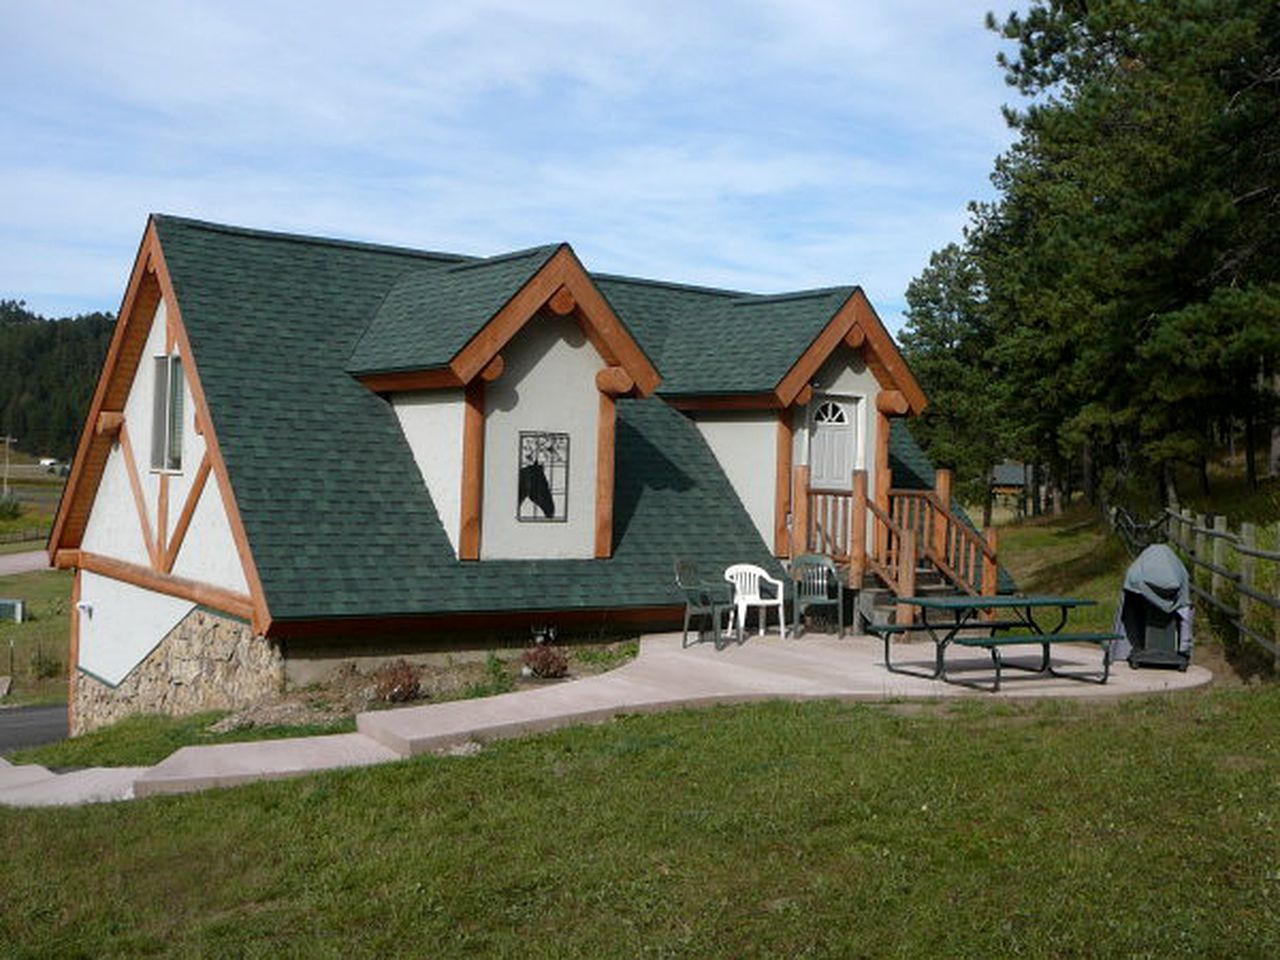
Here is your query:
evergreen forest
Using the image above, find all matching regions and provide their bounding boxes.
[901,0,1280,514]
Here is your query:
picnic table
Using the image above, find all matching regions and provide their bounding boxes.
[872,595,1121,692]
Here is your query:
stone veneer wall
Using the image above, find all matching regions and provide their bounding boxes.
[72,607,285,736]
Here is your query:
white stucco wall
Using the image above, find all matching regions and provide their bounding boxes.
[693,413,777,547]
[481,313,600,559]
[80,444,152,566]
[392,389,465,555]
[77,570,196,686]
[170,477,251,594]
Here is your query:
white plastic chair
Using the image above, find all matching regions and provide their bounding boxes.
[723,564,788,642]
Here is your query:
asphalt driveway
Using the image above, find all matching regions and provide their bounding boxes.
[0,550,49,577]
[0,705,68,752]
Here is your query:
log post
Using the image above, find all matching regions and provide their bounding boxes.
[1195,513,1208,591]
[792,465,811,558]
[982,528,999,598]
[933,468,952,563]
[851,470,868,587]
[896,528,917,625]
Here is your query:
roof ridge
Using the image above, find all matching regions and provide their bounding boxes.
[733,285,857,306]
[446,243,564,273]
[151,214,471,265]
[591,270,748,299]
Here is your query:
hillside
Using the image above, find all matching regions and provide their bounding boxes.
[0,299,115,460]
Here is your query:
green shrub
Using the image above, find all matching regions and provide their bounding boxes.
[522,643,569,679]
[0,495,21,521]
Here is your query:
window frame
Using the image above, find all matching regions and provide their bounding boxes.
[149,352,185,474]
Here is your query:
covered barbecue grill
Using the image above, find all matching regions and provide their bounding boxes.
[1114,543,1194,670]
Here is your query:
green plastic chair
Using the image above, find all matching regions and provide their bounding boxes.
[792,553,844,638]
[674,560,734,649]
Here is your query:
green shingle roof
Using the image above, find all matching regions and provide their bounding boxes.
[153,216,784,622]
[346,245,563,376]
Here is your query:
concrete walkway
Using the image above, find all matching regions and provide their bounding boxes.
[0,550,49,577]
[1,631,1212,808]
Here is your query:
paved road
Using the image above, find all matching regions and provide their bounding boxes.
[0,550,49,577]
[0,705,68,752]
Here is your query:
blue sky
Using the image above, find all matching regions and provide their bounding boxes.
[0,1,1020,333]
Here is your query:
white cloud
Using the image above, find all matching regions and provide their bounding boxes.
[0,1,1020,330]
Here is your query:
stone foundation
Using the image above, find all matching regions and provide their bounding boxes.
[72,608,285,736]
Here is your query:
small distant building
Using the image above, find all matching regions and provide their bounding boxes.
[991,461,1028,515]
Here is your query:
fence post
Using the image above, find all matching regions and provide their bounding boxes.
[1180,508,1193,555]
[1212,514,1227,598]
[933,468,952,563]
[1240,522,1256,641]
[1272,521,1280,671]
[851,470,867,587]
[1195,513,1208,590]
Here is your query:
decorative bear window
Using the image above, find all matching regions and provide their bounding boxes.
[517,431,569,522]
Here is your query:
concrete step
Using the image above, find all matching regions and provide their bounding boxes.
[0,762,56,791]
[0,767,145,807]
[133,733,401,798]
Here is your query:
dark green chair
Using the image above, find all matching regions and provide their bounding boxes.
[792,553,844,638]
[675,560,733,649]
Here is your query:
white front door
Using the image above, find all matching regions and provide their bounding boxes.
[809,397,857,490]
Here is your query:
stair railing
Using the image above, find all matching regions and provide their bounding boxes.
[889,487,998,597]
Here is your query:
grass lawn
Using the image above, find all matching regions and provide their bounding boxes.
[2,693,1277,957]
[0,569,72,705]
[997,504,1131,633]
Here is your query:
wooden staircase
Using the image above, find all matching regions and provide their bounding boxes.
[797,467,1000,627]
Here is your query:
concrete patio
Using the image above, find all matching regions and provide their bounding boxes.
[1,630,1212,807]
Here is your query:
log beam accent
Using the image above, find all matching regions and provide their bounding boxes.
[595,392,616,559]
[595,365,634,397]
[479,354,505,382]
[74,550,255,621]
[459,379,485,560]
[95,411,125,438]
[157,473,169,559]
[774,410,793,557]
[794,384,814,407]
[67,570,81,733]
[876,389,909,416]
[982,528,1000,598]
[163,454,212,573]
[933,468,953,562]
[548,285,576,316]
[844,324,866,349]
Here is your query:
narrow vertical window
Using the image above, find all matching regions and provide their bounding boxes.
[150,354,184,471]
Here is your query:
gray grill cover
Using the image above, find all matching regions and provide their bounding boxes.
[1123,544,1190,613]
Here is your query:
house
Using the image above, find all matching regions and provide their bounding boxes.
[49,215,985,734]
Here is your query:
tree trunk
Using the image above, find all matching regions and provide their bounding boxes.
[1082,441,1096,505]
[1199,455,1210,496]
[982,489,993,528]
[1030,463,1042,517]
[1270,374,1280,478]
[1245,403,1258,491]
[1162,462,1179,508]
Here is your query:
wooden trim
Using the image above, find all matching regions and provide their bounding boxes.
[95,411,124,438]
[982,528,999,598]
[117,422,160,570]
[67,569,81,733]
[479,354,505,382]
[49,221,164,563]
[774,410,792,557]
[664,394,781,411]
[595,391,616,559]
[595,365,634,397]
[794,384,813,407]
[775,288,927,414]
[459,379,485,560]
[152,235,272,635]
[163,454,212,573]
[265,604,687,640]
[933,468,953,562]
[449,246,661,396]
[356,367,463,392]
[792,464,811,558]
[850,291,927,413]
[876,389,909,415]
[54,548,80,569]
[844,324,866,349]
[157,473,169,559]
[76,550,255,621]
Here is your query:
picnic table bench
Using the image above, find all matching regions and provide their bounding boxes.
[868,595,1122,692]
